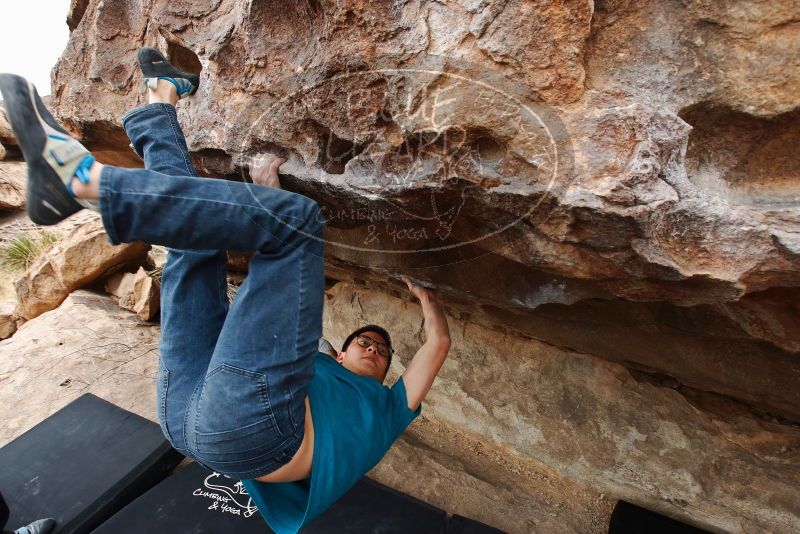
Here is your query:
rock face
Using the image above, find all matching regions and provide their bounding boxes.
[15,218,150,320]
[325,283,800,533]
[46,0,800,531]
[0,161,26,210]
[0,104,24,205]
[0,106,14,162]
[0,301,18,339]
[0,105,15,149]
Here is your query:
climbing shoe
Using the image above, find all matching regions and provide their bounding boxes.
[14,518,56,534]
[137,47,200,99]
[0,73,98,225]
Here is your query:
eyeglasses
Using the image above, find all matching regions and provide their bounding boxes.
[354,334,392,358]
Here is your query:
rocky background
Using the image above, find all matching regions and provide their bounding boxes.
[0,0,798,532]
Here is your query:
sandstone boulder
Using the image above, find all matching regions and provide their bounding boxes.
[15,219,150,320]
[105,266,160,321]
[0,290,160,446]
[0,300,17,339]
[0,161,26,210]
[48,0,800,307]
[47,2,800,390]
[0,105,14,148]
[40,0,800,531]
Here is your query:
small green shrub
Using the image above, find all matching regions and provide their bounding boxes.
[40,231,59,248]
[1,231,60,271]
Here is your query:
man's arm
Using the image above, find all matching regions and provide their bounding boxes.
[400,277,451,411]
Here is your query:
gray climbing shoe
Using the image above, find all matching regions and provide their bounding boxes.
[137,47,200,99]
[0,73,98,224]
[14,517,56,534]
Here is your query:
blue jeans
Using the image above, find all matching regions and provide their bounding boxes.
[103,103,324,479]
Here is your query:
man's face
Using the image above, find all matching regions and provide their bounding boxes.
[336,331,390,382]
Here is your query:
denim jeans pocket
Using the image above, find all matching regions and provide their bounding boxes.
[193,364,284,459]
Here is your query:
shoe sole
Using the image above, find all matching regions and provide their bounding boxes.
[137,48,200,95]
[0,74,83,225]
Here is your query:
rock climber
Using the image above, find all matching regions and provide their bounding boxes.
[0,47,451,533]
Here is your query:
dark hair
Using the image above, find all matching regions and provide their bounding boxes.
[342,324,393,373]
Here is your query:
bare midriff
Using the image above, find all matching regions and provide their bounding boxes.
[253,395,314,483]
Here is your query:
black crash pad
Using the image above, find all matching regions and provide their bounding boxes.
[0,393,183,533]
[97,461,504,533]
[446,514,506,533]
[94,462,268,533]
[304,476,447,533]
[608,501,710,533]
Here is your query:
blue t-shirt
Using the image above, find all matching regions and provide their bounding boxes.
[242,352,421,533]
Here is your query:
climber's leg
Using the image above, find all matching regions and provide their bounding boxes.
[121,81,230,452]
[183,221,324,478]
[0,72,325,478]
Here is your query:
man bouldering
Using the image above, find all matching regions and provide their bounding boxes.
[0,47,451,533]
